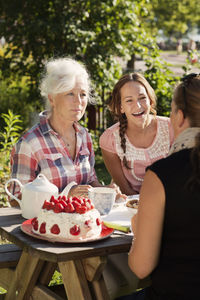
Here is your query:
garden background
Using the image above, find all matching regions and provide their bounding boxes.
[0,0,200,294]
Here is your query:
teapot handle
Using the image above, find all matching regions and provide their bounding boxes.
[5,178,23,206]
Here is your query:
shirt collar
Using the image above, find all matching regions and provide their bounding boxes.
[168,127,200,155]
[38,110,85,136]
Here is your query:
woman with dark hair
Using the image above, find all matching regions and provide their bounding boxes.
[100,73,174,195]
[127,73,200,299]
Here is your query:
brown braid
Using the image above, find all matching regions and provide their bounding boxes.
[119,115,130,169]
[108,73,157,169]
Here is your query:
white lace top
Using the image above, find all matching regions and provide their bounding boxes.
[100,116,174,193]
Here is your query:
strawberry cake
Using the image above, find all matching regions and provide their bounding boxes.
[31,196,102,242]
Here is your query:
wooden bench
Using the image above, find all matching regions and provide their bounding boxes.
[0,243,22,297]
[0,244,65,299]
[0,243,22,268]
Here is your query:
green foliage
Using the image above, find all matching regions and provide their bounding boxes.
[144,49,179,116]
[0,51,38,132]
[49,271,63,286]
[0,110,22,207]
[89,130,100,154]
[0,287,6,294]
[95,153,111,185]
[0,0,157,108]
[0,110,22,163]
[146,0,200,37]
[182,50,200,75]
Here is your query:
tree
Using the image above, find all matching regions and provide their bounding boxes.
[146,0,200,38]
[0,0,156,108]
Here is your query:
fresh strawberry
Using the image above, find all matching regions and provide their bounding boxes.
[82,198,87,204]
[72,201,81,209]
[66,198,72,204]
[60,200,67,208]
[72,196,79,202]
[85,201,91,210]
[61,195,67,202]
[96,218,101,226]
[49,202,55,210]
[53,203,64,213]
[57,196,62,201]
[84,220,91,227]
[31,217,37,224]
[50,224,60,235]
[52,199,59,205]
[40,222,46,234]
[65,203,75,213]
[31,218,38,231]
[76,205,87,214]
[76,198,83,205]
[50,195,56,202]
[70,225,80,235]
[42,200,50,209]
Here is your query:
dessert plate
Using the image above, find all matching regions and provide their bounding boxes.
[21,219,114,243]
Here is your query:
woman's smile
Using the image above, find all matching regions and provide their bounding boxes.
[132,110,145,117]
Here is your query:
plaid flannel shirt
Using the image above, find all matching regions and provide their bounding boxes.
[10,111,97,197]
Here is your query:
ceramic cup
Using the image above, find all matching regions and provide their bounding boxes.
[88,187,116,215]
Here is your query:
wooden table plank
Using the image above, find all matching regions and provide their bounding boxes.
[59,260,93,300]
[92,275,110,300]
[0,268,15,290]
[83,256,107,281]
[5,251,44,300]
[83,257,110,300]
[31,284,65,300]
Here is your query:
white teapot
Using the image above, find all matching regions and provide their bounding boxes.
[5,174,59,219]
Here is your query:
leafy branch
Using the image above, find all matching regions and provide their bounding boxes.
[0,110,22,206]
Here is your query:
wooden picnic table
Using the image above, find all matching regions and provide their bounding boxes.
[0,207,133,300]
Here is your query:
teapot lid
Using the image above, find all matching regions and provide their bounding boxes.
[26,174,58,193]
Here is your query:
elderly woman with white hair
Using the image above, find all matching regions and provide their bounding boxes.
[9,57,144,299]
[10,57,110,203]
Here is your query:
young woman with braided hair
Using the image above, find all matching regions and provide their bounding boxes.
[100,73,174,195]
[125,73,200,300]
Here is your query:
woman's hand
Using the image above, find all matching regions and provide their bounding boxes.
[68,184,92,198]
[107,181,127,202]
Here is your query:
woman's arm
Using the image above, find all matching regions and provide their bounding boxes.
[128,170,165,279]
[101,149,135,195]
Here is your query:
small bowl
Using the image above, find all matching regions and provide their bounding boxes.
[126,199,139,216]
[88,187,116,215]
